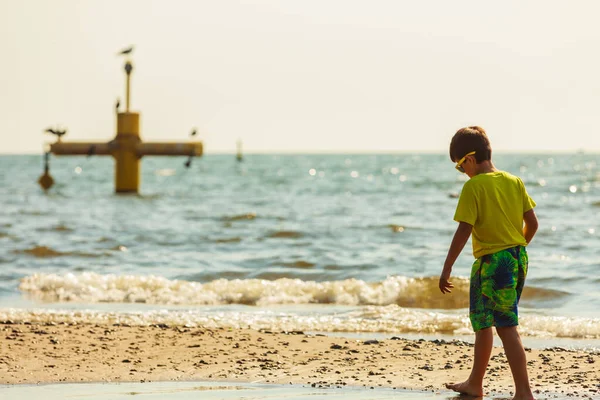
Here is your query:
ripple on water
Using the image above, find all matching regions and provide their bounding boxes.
[179,271,250,282]
[221,213,257,222]
[213,237,243,244]
[38,224,74,233]
[279,261,316,269]
[0,273,19,282]
[266,231,304,239]
[17,210,50,216]
[13,246,104,258]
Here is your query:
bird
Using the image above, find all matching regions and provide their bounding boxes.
[44,127,67,141]
[118,46,134,56]
[190,128,197,137]
[115,98,120,113]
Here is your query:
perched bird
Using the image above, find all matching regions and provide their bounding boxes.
[190,128,197,137]
[44,127,67,141]
[118,46,134,56]
[115,98,120,113]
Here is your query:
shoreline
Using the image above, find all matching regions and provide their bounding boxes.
[0,381,516,400]
[1,322,599,398]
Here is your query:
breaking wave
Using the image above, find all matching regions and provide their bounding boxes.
[19,273,568,309]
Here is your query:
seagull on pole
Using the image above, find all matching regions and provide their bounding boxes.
[118,46,134,56]
[44,127,67,141]
[190,128,197,137]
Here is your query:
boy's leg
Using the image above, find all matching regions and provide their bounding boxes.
[445,327,493,396]
[496,326,534,399]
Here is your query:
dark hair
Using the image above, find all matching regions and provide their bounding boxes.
[449,126,492,163]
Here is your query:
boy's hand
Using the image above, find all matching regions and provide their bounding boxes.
[439,274,454,294]
[439,222,471,294]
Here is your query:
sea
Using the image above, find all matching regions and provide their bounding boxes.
[1,153,600,349]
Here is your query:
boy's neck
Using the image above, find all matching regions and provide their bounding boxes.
[474,160,498,175]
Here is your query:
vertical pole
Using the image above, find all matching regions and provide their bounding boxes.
[126,74,130,112]
[44,151,50,173]
[124,61,133,113]
[236,139,243,162]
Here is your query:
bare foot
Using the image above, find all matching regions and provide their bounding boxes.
[445,381,484,397]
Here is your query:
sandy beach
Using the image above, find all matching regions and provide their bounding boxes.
[1,322,599,398]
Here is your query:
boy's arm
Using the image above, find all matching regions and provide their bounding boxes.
[439,221,473,294]
[523,209,538,244]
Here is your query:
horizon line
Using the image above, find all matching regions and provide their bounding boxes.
[0,149,594,156]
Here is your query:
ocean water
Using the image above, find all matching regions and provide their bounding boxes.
[1,153,600,344]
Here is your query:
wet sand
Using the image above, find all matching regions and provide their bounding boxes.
[1,322,599,398]
[0,381,484,400]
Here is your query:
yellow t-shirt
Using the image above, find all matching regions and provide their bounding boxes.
[454,171,536,259]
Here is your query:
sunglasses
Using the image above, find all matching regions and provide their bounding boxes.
[455,151,476,173]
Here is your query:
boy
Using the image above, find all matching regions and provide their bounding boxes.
[439,126,538,400]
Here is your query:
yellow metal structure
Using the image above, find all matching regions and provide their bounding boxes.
[40,54,203,194]
[50,142,112,155]
[113,112,140,193]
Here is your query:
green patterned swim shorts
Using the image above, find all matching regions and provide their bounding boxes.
[469,246,528,332]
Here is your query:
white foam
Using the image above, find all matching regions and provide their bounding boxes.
[19,273,472,308]
[1,306,600,339]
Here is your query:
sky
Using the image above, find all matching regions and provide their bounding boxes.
[1,0,600,154]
